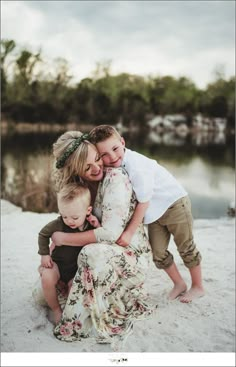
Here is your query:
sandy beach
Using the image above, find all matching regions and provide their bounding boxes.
[1,199,235,366]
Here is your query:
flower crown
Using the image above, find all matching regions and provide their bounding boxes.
[56,133,90,169]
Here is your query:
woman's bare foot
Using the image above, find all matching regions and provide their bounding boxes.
[168,282,187,300]
[179,286,205,303]
[53,307,62,325]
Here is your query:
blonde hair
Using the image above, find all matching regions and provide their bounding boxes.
[52,131,95,191]
[89,125,121,144]
[57,183,91,208]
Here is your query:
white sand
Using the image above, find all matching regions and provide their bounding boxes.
[1,199,235,366]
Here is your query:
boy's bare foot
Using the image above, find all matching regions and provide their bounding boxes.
[179,286,205,303]
[168,282,187,300]
[53,307,62,325]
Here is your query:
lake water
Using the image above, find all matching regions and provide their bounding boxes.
[1,128,235,218]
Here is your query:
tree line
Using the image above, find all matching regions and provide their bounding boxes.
[1,39,235,130]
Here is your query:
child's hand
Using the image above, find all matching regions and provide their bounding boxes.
[41,255,53,268]
[86,214,101,228]
[116,230,132,247]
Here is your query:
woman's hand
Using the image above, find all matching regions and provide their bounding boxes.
[49,241,56,254]
[51,231,65,247]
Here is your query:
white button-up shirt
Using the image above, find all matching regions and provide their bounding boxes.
[122,148,187,224]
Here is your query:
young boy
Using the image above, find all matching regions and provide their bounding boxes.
[38,183,100,324]
[89,125,204,303]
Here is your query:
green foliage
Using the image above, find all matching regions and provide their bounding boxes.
[1,39,16,108]
[148,76,199,116]
[1,39,235,129]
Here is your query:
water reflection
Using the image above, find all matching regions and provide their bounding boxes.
[129,128,229,148]
[162,157,235,219]
[147,130,186,146]
[1,129,235,218]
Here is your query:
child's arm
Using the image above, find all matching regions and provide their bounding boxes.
[86,214,101,228]
[116,201,149,247]
[38,218,62,266]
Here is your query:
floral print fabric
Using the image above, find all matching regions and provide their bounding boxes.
[54,167,156,345]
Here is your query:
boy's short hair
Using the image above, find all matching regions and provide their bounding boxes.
[89,125,121,144]
[57,183,91,207]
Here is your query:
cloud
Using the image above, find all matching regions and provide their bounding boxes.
[2,1,45,47]
[1,0,235,87]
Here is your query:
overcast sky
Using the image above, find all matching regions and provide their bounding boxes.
[1,0,235,88]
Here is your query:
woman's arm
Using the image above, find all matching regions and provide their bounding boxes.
[52,168,133,247]
[93,168,133,244]
[51,229,97,247]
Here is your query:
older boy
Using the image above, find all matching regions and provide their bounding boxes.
[89,125,204,303]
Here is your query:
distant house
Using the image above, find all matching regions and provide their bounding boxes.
[147,114,187,131]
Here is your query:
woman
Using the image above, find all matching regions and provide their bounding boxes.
[51,131,156,347]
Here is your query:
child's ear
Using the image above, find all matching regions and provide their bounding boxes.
[86,206,92,216]
[121,137,125,147]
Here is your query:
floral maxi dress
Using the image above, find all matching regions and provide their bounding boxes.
[54,167,156,345]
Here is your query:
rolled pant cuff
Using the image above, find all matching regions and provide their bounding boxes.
[154,258,174,270]
[183,258,202,269]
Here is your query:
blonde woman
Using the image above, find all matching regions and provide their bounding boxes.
[51,131,156,347]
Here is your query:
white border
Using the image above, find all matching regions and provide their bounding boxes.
[1,353,235,367]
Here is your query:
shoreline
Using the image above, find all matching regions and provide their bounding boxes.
[1,121,94,135]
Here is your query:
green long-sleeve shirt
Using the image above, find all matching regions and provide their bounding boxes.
[38,216,92,283]
[38,216,91,255]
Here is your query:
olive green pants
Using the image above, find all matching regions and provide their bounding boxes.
[148,196,202,269]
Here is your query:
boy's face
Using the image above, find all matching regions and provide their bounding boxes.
[96,135,125,168]
[58,197,92,230]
